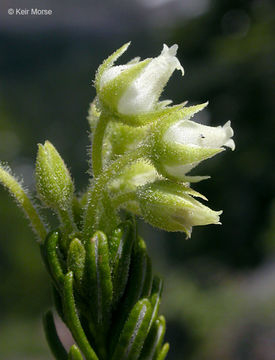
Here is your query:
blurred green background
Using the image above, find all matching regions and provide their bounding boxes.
[0,0,274,359]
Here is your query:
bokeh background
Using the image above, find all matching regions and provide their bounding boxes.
[0,0,274,359]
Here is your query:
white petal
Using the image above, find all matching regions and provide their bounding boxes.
[118,44,184,115]
[164,119,235,150]
[164,162,198,177]
[224,139,235,151]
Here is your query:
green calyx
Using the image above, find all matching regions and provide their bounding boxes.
[95,42,131,92]
[137,180,222,237]
[115,102,185,127]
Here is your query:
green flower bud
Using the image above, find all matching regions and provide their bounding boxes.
[149,103,235,182]
[35,141,74,211]
[106,122,148,160]
[95,43,185,126]
[136,180,222,237]
[109,161,159,215]
[110,160,158,194]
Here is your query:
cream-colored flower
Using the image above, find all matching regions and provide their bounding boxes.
[149,104,235,182]
[163,119,235,179]
[96,43,184,119]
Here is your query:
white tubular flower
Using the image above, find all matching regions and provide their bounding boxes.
[117,44,183,115]
[136,180,222,237]
[95,43,184,126]
[149,104,235,182]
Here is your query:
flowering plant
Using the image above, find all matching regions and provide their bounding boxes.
[0,43,234,359]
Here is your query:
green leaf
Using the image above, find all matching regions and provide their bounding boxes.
[111,299,153,360]
[149,276,163,330]
[139,316,166,360]
[110,238,152,354]
[108,221,135,306]
[156,343,169,360]
[125,237,152,310]
[67,238,86,287]
[43,310,68,360]
[63,272,99,360]
[141,253,152,298]
[84,231,113,330]
[44,231,65,289]
[68,345,84,360]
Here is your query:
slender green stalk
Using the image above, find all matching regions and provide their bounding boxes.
[58,207,78,235]
[97,190,119,233]
[0,165,47,241]
[91,112,109,178]
[111,191,137,209]
[83,147,146,241]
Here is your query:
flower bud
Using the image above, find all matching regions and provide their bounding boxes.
[106,122,148,160]
[95,43,184,126]
[149,104,235,182]
[36,141,74,211]
[136,180,222,237]
[109,161,159,216]
[110,161,158,194]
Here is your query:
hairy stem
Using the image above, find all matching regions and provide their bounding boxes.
[91,112,109,178]
[0,165,47,241]
[58,208,78,235]
[111,191,137,209]
[83,147,145,241]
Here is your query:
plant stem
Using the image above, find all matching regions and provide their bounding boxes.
[83,147,145,241]
[58,207,78,250]
[0,165,47,241]
[58,208,78,234]
[111,191,137,209]
[91,112,109,178]
[96,190,119,233]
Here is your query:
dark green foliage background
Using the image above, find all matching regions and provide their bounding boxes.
[0,0,274,359]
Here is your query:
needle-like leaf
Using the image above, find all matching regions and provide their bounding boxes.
[111,299,152,360]
[43,310,68,360]
[63,272,99,360]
